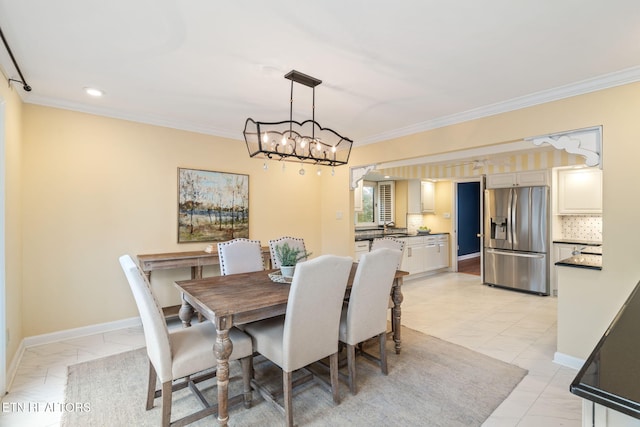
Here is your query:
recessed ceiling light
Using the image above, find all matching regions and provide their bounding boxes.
[84,87,104,97]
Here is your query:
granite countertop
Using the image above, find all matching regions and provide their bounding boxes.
[354,231,448,241]
[555,254,602,270]
[570,280,640,419]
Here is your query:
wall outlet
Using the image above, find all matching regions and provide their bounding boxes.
[336,211,343,220]
[443,212,451,219]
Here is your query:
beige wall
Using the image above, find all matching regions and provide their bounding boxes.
[344,82,640,360]
[20,105,325,336]
[1,77,24,368]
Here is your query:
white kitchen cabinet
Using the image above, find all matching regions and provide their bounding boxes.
[400,235,449,275]
[407,180,436,213]
[423,236,438,271]
[421,181,436,213]
[486,170,549,188]
[400,237,426,275]
[353,179,363,212]
[354,240,369,261]
[407,180,422,214]
[436,234,449,269]
[557,168,602,214]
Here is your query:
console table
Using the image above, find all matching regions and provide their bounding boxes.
[137,248,271,317]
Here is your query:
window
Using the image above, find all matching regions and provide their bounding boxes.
[356,181,376,226]
[355,180,395,227]
[377,181,395,225]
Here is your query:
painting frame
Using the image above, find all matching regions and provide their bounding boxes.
[177,167,249,243]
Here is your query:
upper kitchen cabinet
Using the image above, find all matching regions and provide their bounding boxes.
[407,179,436,213]
[486,170,549,188]
[421,181,436,213]
[557,167,602,214]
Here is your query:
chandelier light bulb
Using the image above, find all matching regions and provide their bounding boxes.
[262,132,269,143]
[316,167,322,176]
[331,145,337,153]
[281,136,287,146]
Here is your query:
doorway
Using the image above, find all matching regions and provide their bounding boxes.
[455,181,482,276]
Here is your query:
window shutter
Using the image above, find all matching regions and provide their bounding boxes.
[378,181,395,224]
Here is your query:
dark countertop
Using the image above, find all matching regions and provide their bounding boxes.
[553,239,602,246]
[555,254,602,270]
[570,280,640,419]
[355,231,448,241]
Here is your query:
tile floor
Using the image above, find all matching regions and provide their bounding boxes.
[0,272,582,426]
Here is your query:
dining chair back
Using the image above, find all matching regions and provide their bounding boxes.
[119,254,253,426]
[339,247,402,394]
[218,238,264,275]
[268,236,308,269]
[370,237,405,269]
[244,254,353,426]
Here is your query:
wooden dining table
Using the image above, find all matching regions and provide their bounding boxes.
[174,264,408,426]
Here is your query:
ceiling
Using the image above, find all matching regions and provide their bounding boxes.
[1,1,640,147]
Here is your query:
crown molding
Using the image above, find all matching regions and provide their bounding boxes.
[18,65,640,145]
[358,65,640,146]
[21,94,243,140]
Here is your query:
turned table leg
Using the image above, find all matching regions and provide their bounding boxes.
[214,316,233,427]
[391,277,404,354]
[178,293,194,327]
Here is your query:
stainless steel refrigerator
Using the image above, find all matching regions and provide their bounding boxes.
[483,186,550,295]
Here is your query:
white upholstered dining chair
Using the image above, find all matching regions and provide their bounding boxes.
[218,238,264,275]
[370,237,405,268]
[119,255,253,427]
[244,254,353,427]
[339,247,402,394]
[268,236,308,269]
[370,237,405,335]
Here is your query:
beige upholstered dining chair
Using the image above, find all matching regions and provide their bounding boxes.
[244,255,353,427]
[268,236,308,269]
[119,255,253,427]
[218,238,264,275]
[339,247,402,394]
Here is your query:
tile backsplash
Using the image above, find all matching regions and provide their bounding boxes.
[560,215,602,242]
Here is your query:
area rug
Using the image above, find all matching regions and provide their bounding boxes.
[61,327,526,426]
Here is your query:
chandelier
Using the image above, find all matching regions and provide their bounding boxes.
[243,70,353,170]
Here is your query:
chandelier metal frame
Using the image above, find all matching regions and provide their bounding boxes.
[243,70,353,167]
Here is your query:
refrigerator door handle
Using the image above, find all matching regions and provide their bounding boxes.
[485,249,545,259]
[510,188,517,247]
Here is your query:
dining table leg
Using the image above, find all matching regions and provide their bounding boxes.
[391,277,404,354]
[214,315,233,427]
[178,293,195,327]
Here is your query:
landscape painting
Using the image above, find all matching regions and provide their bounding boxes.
[178,168,249,243]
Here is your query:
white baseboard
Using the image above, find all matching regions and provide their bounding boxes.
[5,316,142,391]
[457,252,480,261]
[23,316,142,348]
[6,340,26,392]
[553,351,586,370]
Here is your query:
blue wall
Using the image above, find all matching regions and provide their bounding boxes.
[457,182,481,256]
